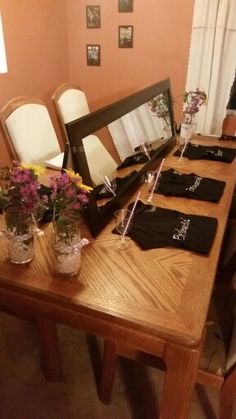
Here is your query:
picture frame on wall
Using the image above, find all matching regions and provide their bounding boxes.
[118,0,133,12]
[87,44,101,66]
[86,6,101,28]
[118,26,133,48]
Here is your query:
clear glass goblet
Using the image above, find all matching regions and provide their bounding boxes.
[114,209,132,250]
[103,172,117,197]
[32,204,45,236]
[142,171,160,205]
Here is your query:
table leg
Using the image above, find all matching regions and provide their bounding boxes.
[37,316,62,381]
[219,369,236,419]
[160,340,203,419]
[99,340,117,404]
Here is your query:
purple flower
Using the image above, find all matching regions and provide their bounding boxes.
[183,89,207,123]
[148,93,171,126]
[0,162,46,218]
[49,171,91,223]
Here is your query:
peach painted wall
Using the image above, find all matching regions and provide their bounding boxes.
[0,0,69,164]
[67,0,194,121]
[0,0,194,165]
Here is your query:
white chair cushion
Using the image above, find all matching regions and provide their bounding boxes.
[6,103,61,165]
[55,88,117,182]
[58,89,90,124]
[83,135,117,185]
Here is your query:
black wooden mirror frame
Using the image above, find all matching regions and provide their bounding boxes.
[65,78,177,237]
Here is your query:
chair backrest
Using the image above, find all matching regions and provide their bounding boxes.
[0,97,61,165]
[52,82,117,185]
[52,82,90,134]
[221,219,236,287]
[82,135,117,185]
[220,219,236,373]
[220,114,236,140]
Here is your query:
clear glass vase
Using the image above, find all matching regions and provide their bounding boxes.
[53,221,81,276]
[4,206,34,264]
[179,122,197,147]
[163,125,172,139]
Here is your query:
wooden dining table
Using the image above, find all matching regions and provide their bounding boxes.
[0,136,235,419]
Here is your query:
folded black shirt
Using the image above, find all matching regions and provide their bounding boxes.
[95,171,138,199]
[117,150,156,170]
[156,168,225,202]
[127,201,218,254]
[174,143,236,163]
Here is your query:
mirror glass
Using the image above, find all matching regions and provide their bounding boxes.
[107,93,172,162]
[65,78,176,236]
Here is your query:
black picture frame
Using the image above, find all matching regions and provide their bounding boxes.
[118,0,133,12]
[118,25,133,48]
[86,5,101,28]
[86,44,101,66]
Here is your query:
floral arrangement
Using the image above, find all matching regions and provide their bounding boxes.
[49,169,92,226]
[0,162,48,234]
[182,89,207,123]
[148,93,171,127]
[0,163,92,238]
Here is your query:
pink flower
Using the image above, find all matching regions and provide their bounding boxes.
[0,162,46,217]
[49,171,91,223]
[183,89,207,123]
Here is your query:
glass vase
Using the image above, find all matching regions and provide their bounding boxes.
[53,221,81,276]
[163,125,172,139]
[4,206,34,264]
[179,122,197,147]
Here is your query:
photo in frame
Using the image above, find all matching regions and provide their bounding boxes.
[86,5,101,28]
[118,0,133,12]
[118,26,133,48]
[86,44,101,66]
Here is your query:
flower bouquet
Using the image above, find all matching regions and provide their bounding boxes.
[148,93,171,127]
[182,89,207,124]
[179,89,207,147]
[49,169,92,276]
[0,162,48,263]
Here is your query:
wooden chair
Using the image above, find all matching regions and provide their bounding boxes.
[0,97,64,168]
[0,96,64,378]
[52,82,90,139]
[220,113,236,140]
[52,82,117,185]
[99,220,236,419]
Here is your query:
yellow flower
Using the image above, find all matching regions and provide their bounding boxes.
[20,163,46,176]
[79,182,93,192]
[64,169,80,179]
[64,169,93,192]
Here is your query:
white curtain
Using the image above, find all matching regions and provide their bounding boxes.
[108,103,166,160]
[186,0,236,135]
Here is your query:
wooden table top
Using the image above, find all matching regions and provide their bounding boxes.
[0,136,235,352]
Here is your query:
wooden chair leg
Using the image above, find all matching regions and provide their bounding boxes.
[37,316,62,381]
[220,369,236,419]
[99,339,117,404]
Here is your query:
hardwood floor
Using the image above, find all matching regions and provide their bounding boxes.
[1,312,233,419]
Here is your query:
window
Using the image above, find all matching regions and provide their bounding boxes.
[0,12,7,73]
[185,0,236,135]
